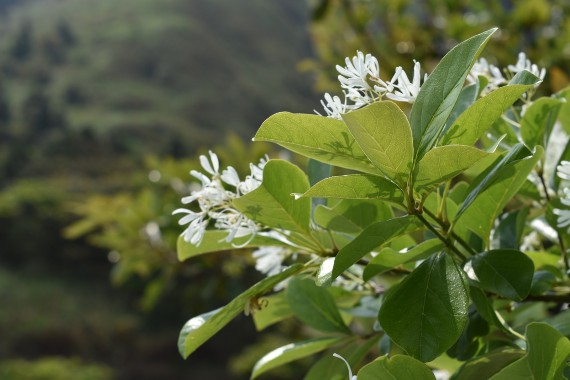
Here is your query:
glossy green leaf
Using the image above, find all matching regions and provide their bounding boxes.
[414,145,489,193]
[357,355,436,379]
[287,277,351,334]
[314,198,394,234]
[490,323,570,380]
[304,337,379,380]
[332,215,421,279]
[452,348,525,380]
[410,28,496,160]
[252,292,292,331]
[440,71,540,146]
[233,160,311,234]
[454,145,543,244]
[301,174,404,204]
[378,253,469,362]
[254,112,379,174]
[251,337,346,379]
[521,97,564,148]
[471,249,534,301]
[341,101,413,183]
[177,232,285,261]
[363,239,444,280]
[178,264,303,358]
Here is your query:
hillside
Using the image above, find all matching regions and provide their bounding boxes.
[0,0,318,180]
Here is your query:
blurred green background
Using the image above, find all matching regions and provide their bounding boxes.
[0,0,568,379]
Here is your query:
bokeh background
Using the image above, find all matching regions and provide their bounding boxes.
[0,0,568,379]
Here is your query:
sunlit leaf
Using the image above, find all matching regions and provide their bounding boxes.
[233,159,311,234]
[251,337,346,379]
[440,71,540,146]
[411,28,496,160]
[254,112,380,174]
[341,101,413,183]
[178,264,303,358]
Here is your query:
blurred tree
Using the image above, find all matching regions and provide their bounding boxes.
[304,0,570,93]
[9,21,33,61]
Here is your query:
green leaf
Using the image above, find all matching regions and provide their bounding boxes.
[233,160,311,234]
[470,249,534,301]
[178,264,303,358]
[287,277,351,334]
[357,355,436,380]
[308,159,332,211]
[301,174,404,204]
[304,337,379,380]
[332,215,421,279]
[414,145,489,193]
[454,145,543,244]
[410,28,496,160]
[314,199,394,234]
[341,101,413,182]
[252,292,292,331]
[521,97,564,148]
[363,239,444,281]
[440,71,540,146]
[251,337,346,379]
[452,348,525,380]
[378,253,469,362]
[177,232,285,261]
[543,309,570,337]
[447,308,489,361]
[445,83,479,129]
[557,86,570,134]
[469,286,515,336]
[491,208,529,249]
[490,323,570,380]
[254,112,380,174]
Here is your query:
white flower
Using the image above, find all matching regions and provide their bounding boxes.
[333,353,357,380]
[507,52,546,82]
[173,208,208,245]
[252,246,290,276]
[520,231,541,252]
[557,161,570,180]
[386,60,427,103]
[468,57,505,94]
[174,153,269,246]
[336,50,379,91]
[199,150,220,176]
[316,92,350,120]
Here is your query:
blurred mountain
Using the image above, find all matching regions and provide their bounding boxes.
[0,0,317,181]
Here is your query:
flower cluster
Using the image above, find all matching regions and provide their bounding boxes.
[316,51,428,119]
[468,52,545,95]
[173,151,267,246]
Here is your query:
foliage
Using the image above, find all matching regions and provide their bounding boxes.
[65,134,273,311]
[304,0,570,95]
[0,357,113,380]
[174,29,570,378]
